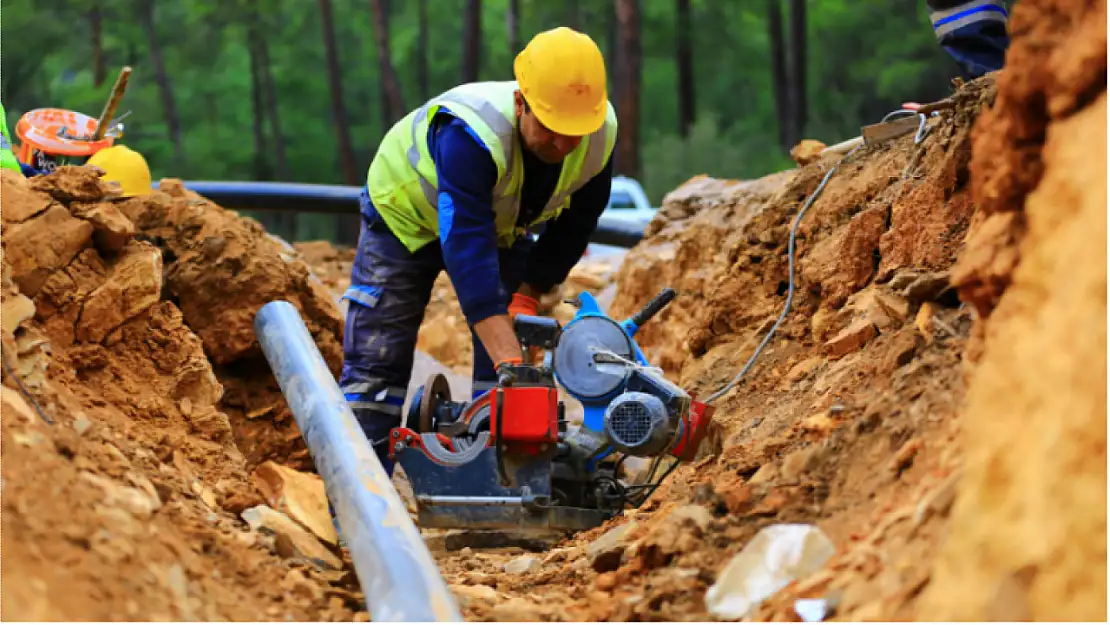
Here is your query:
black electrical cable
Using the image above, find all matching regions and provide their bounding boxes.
[624,459,682,507]
[2,354,53,424]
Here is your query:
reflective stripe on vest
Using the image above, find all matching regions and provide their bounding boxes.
[366,81,618,252]
[929,0,1008,39]
[405,90,519,211]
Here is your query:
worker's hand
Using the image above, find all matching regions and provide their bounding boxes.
[507,292,539,318]
[473,314,524,370]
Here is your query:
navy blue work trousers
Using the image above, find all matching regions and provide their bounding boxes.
[337,190,531,475]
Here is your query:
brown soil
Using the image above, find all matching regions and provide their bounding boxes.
[921,0,1107,619]
[2,1,1103,619]
[1,170,361,621]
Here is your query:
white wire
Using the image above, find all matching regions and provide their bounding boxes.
[703,144,865,404]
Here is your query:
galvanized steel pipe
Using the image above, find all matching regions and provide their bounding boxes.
[254,300,461,622]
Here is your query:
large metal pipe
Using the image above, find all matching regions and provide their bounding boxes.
[254,300,461,622]
[174,180,647,248]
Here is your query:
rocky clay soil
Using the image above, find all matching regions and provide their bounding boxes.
[1,0,1105,621]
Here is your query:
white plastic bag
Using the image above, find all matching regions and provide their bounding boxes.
[705,523,836,620]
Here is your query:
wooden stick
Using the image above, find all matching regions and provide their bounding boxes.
[817,95,957,158]
[820,136,864,157]
[915,96,956,116]
[92,66,132,141]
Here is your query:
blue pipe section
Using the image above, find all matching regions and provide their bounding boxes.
[253,300,462,622]
[171,180,646,249]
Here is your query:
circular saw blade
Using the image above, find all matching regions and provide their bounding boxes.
[554,316,635,399]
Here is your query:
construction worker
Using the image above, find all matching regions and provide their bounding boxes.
[0,102,34,177]
[339,26,618,475]
[86,145,153,197]
[927,0,1011,78]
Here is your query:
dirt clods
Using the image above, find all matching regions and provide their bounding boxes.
[2,166,360,621]
[3,1,1105,618]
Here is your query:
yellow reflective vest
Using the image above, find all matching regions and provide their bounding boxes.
[367,81,618,252]
[0,103,22,174]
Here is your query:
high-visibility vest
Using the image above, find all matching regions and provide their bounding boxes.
[367,81,618,252]
[0,103,22,174]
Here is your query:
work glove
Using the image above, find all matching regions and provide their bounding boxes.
[507,292,539,319]
[508,292,544,364]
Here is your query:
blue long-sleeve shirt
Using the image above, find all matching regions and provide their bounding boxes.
[429,109,614,326]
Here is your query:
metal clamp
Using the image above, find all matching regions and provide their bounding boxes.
[418,432,491,466]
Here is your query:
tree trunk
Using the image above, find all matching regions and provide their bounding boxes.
[766,0,794,151]
[371,0,406,128]
[614,0,641,179]
[675,0,694,137]
[257,35,289,180]
[606,3,618,81]
[318,0,359,186]
[507,0,520,57]
[787,0,807,138]
[90,3,106,88]
[248,31,270,180]
[461,0,481,83]
[417,0,429,100]
[138,0,184,165]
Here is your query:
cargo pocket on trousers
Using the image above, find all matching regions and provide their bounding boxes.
[341,284,383,309]
[340,284,384,359]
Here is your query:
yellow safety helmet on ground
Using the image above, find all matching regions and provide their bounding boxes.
[513,27,608,137]
[87,145,152,197]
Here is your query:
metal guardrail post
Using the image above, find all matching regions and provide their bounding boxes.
[254,300,462,622]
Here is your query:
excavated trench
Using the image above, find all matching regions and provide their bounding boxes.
[1,0,1104,620]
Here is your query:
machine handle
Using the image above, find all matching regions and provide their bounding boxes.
[630,287,677,327]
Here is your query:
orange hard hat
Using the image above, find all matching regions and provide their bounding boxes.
[513,27,608,137]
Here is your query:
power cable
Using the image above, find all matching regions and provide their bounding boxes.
[703,106,946,405]
[703,144,863,404]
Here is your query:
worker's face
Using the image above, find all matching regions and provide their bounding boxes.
[514,90,582,164]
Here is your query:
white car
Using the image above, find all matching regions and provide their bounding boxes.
[604,176,656,227]
[585,176,657,258]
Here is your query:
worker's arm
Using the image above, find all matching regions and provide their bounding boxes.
[430,113,522,366]
[521,152,615,295]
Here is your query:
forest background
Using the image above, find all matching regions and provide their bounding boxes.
[3,0,981,243]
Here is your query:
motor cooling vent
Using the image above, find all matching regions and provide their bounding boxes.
[603,392,672,456]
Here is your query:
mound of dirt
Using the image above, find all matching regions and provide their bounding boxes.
[921,0,1107,619]
[5,0,1104,616]
[1,167,361,621]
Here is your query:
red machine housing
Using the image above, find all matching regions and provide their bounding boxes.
[670,399,715,462]
[489,386,559,446]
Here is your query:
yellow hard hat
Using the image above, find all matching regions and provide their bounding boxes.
[514,27,608,137]
[87,145,152,197]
